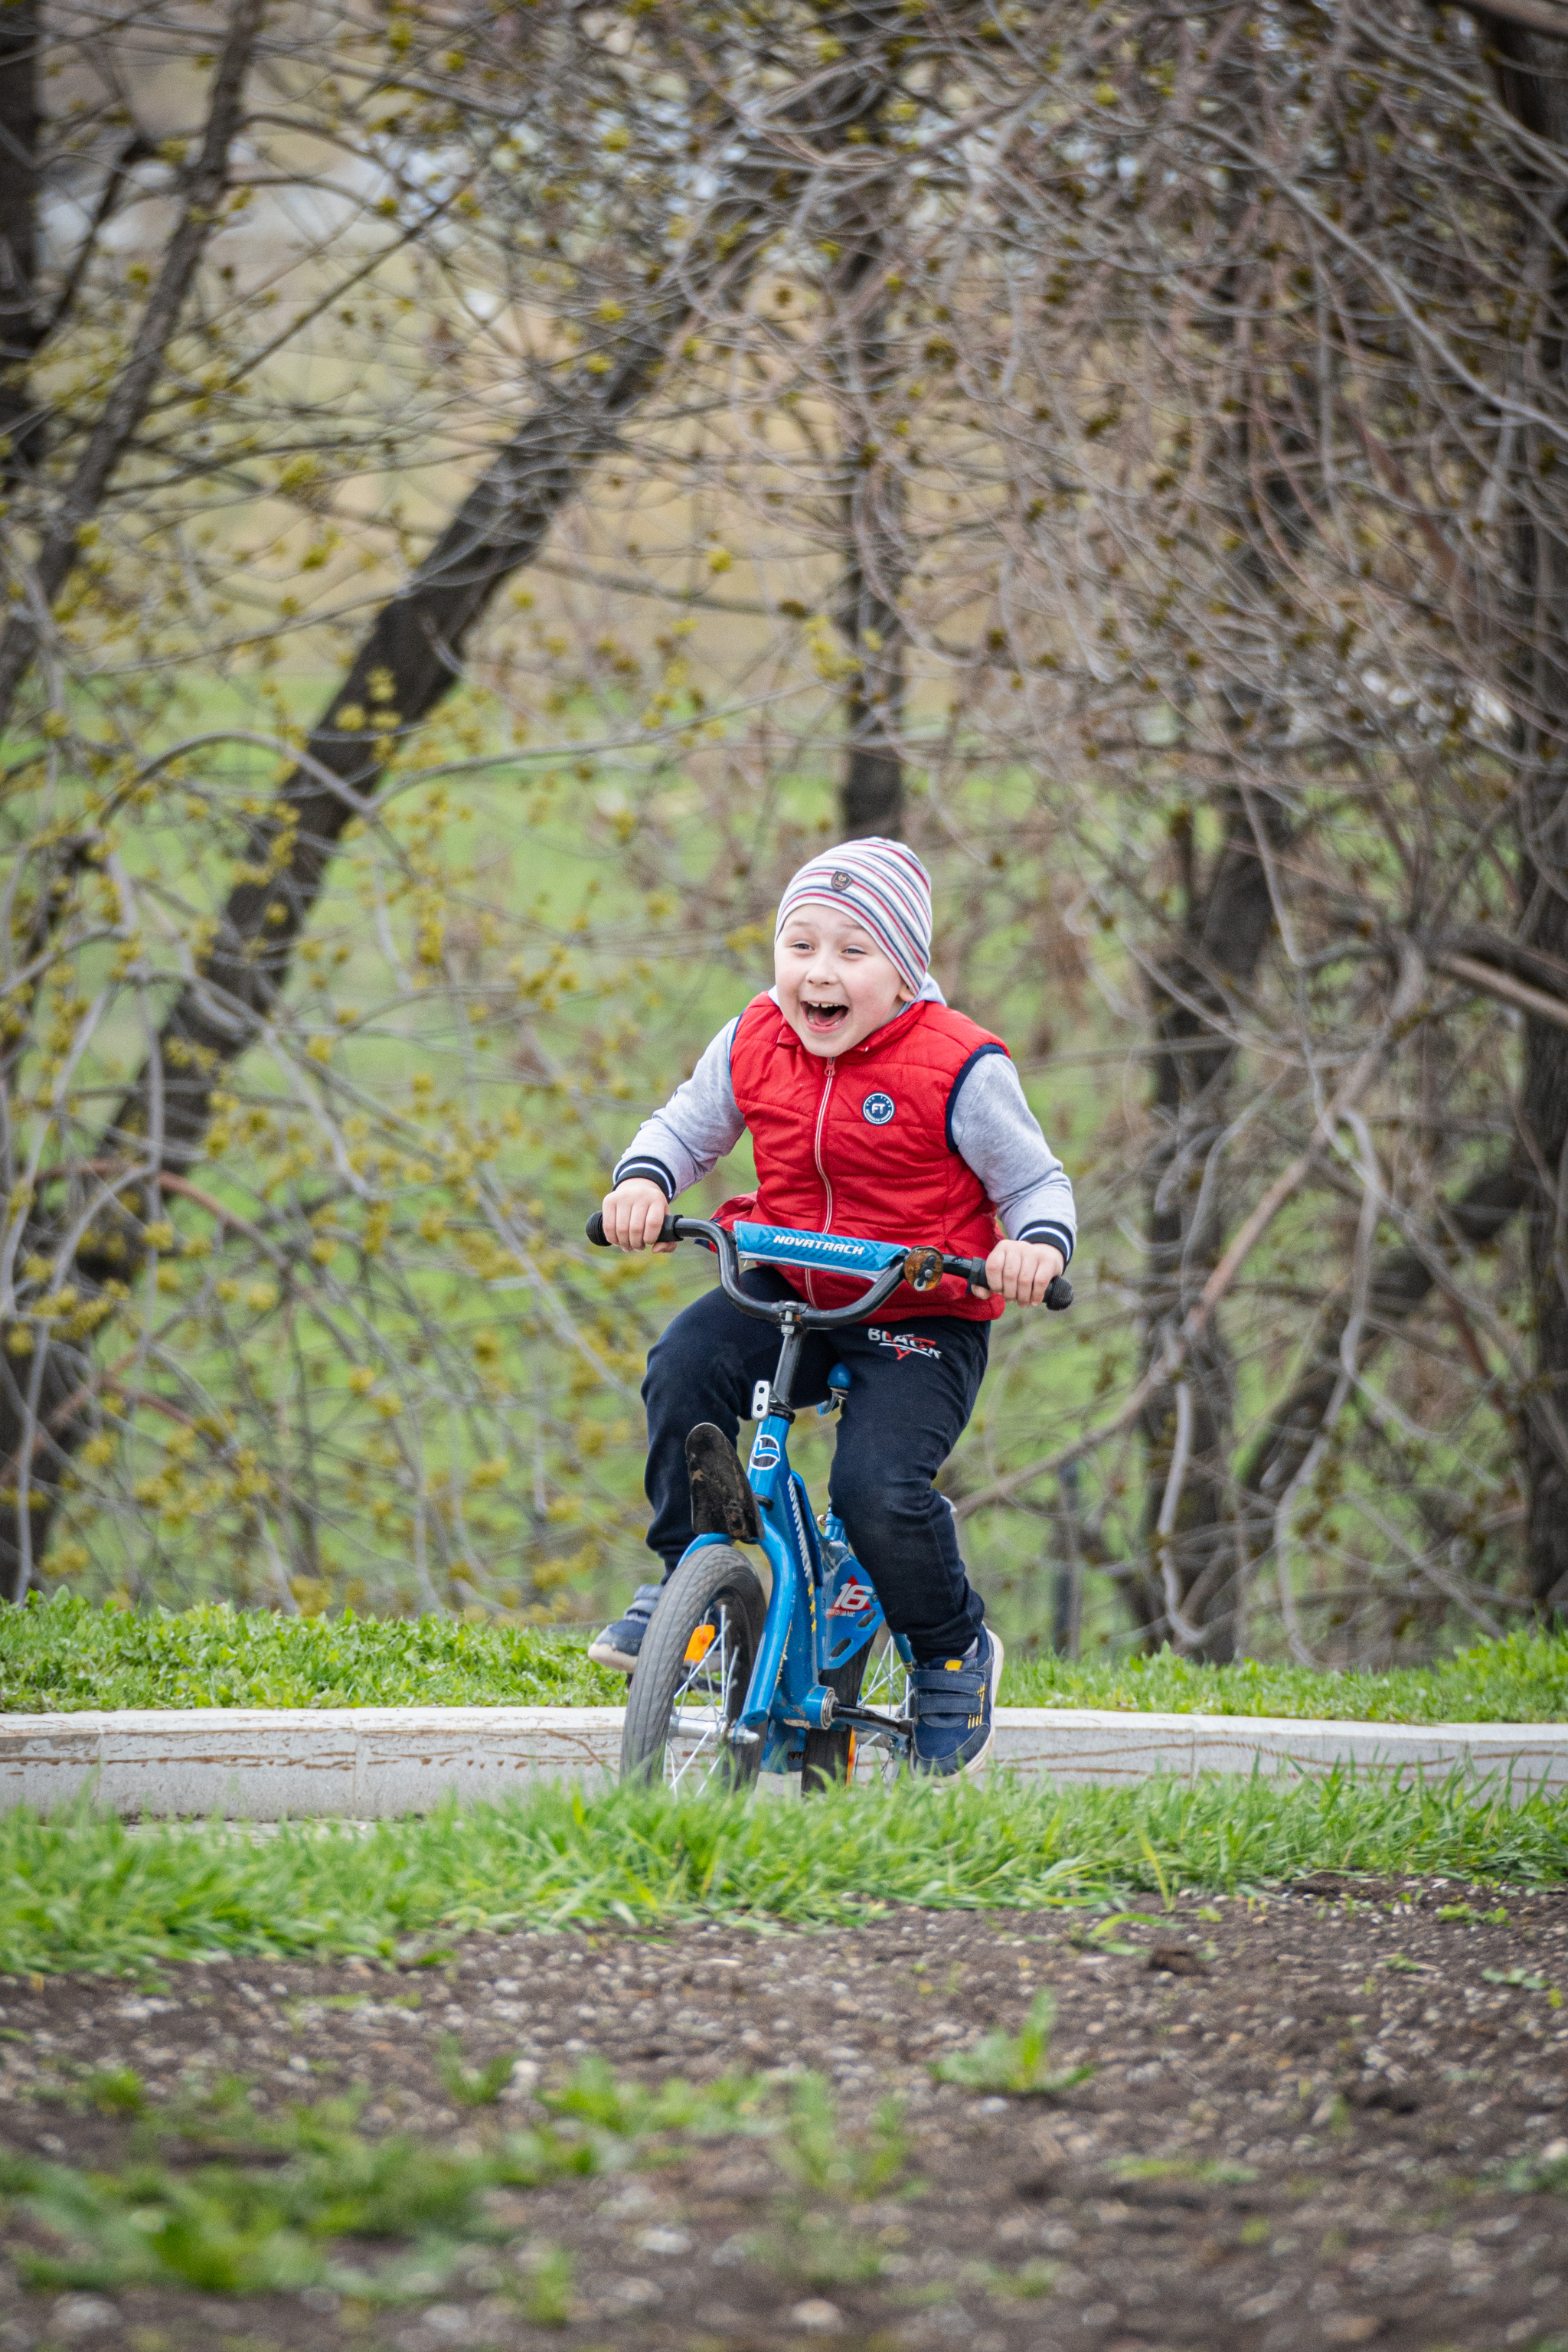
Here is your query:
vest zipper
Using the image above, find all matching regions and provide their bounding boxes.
[808,1059,837,1306]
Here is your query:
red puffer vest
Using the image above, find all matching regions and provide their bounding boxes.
[715,993,1008,1321]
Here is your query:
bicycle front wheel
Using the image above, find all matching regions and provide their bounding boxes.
[621,1544,766,1793]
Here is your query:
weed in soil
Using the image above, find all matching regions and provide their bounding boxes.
[435,2040,520,2109]
[929,1988,1094,2096]
[0,2065,786,2301]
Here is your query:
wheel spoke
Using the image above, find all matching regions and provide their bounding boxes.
[861,1629,908,1710]
[857,1633,909,1782]
[663,1605,743,1791]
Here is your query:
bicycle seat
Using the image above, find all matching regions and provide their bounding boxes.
[815,1363,851,1417]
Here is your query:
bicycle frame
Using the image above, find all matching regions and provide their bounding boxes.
[679,1411,907,1771]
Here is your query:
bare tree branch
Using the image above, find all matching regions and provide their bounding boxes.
[0,0,266,731]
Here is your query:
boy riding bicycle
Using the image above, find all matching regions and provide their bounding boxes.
[591,837,1076,1776]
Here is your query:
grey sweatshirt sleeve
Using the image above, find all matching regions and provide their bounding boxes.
[612,1018,743,1200]
[949,1050,1076,1263]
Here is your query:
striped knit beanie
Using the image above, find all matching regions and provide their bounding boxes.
[774,837,933,998]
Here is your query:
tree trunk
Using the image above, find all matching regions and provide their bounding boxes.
[1130,24,1321,1655]
[1136,789,1287,1655]
[839,443,906,838]
[1484,11,1568,1618]
[825,5,906,840]
[0,0,38,487]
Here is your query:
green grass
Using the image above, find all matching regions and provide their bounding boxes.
[0,2061,788,2299]
[0,2060,926,2308]
[6,1599,1566,1721]
[2,1772,1565,1978]
[0,1595,623,1712]
[1001,1629,1568,1722]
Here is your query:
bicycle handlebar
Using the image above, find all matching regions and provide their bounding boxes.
[586,1211,1073,1321]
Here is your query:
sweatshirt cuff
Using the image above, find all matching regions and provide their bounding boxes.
[612,1157,676,1200]
[1018,1221,1073,1266]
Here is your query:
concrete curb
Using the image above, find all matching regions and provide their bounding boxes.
[1,1705,1564,1818]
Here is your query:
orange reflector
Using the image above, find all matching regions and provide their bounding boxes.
[684,1623,718,1664]
[845,1731,858,1779]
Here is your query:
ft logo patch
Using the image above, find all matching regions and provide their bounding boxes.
[861,1091,896,1125]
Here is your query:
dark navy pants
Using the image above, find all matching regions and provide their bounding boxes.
[641,1267,988,1663]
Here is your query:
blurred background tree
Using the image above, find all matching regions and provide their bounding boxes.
[3,0,1567,1670]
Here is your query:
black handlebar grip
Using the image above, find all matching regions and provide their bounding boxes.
[1046,1274,1073,1312]
[587,1210,681,1248]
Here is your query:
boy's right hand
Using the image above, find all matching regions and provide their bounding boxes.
[600,1178,676,1252]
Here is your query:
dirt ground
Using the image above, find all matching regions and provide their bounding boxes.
[2,1874,1566,2352]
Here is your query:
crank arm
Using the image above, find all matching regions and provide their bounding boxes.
[831,1706,913,1740]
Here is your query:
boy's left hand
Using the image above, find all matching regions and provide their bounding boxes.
[978,1237,1066,1305]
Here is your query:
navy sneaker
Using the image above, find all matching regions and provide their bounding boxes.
[587,1582,665,1674]
[909,1628,1004,1777]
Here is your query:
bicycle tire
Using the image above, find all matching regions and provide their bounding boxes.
[800,1638,872,1792]
[621,1544,766,1792]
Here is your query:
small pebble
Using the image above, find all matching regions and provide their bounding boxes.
[637,2224,692,2254]
[789,2302,846,2334]
[417,2308,471,2341]
[48,2304,119,2341]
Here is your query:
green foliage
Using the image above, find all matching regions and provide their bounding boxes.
[0,1594,622,1712]
[0,2062,907,2308]
[0,2063,774,2299]
[3,1769,1566,1978]
[1003,1629,1568,1723]
[981,2256,1057,2299]
[753,2205,896,2288]
[2,2147,321,2295]
[771,2075,910,2200]
[0,2117,545,2296]
[83,2066,147,2117]
[930,1989,1093,2096]
[536,2053,771,2144]
[1481,1966,1557,1994]
[746,2076,913,2288]
[436,2038,521,2107]
[1506,2145,1568,2197]
[1113,2156,1258,2186]
[8,1598,1568,1720]
[518,2243,576,2326]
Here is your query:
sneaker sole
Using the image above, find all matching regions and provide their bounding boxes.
[586,1638,639,1674]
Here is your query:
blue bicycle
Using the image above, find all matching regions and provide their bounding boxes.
[586,1211,1071,1792]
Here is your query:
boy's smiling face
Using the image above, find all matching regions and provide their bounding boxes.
[774,904,912,1057]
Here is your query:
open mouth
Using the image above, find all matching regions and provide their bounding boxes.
[801,997,850,1035]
